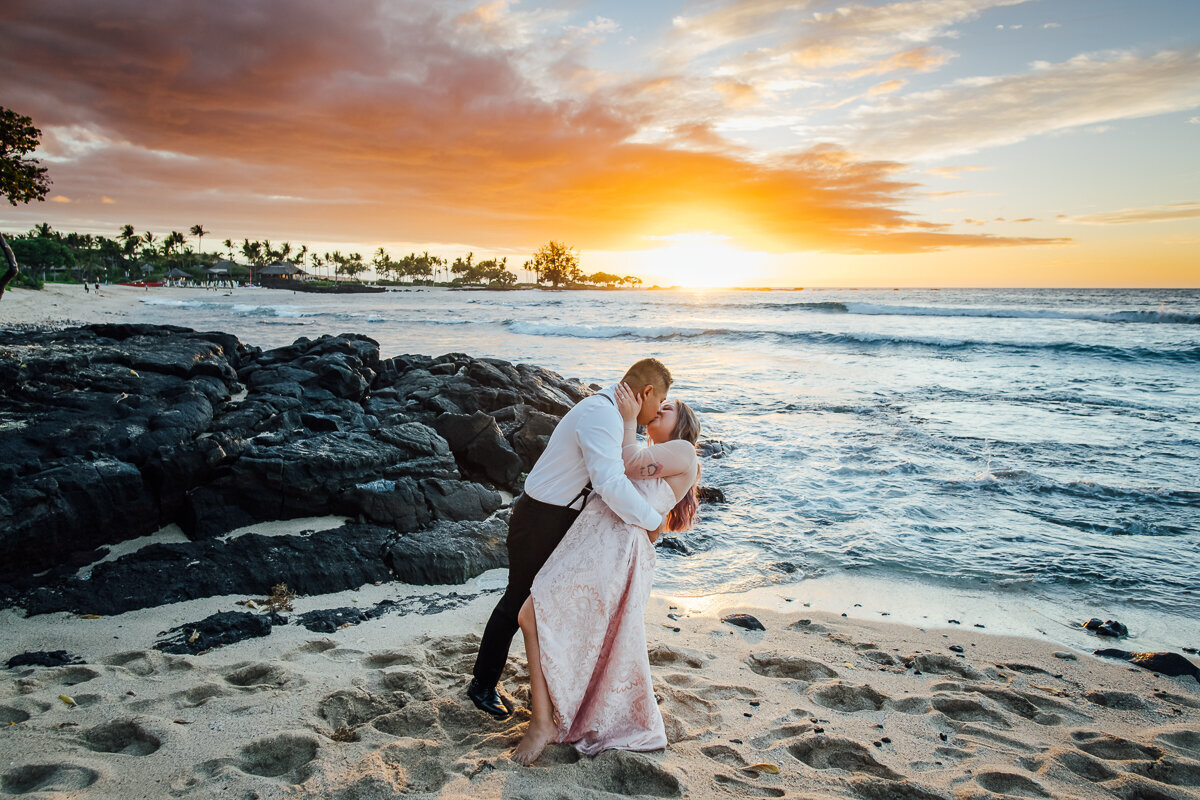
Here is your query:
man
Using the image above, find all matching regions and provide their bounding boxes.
[467,358,672,718]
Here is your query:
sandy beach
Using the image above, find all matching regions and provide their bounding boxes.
[3,578,1199,799]
[0,283,230,328]
[3,284,1199,799]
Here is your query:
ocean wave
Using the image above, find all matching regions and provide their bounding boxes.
[505,320,1200,364]
[720,300,1200,324]
[944,469,1200,510]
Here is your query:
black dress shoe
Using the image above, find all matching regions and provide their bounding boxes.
[466,677,512,719]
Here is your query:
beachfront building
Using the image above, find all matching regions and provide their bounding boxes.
[259,262,306,282]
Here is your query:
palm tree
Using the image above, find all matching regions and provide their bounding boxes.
[189,224,208,254]
[296,244,308,271]
[117,224,138,259]
[223,238,234,260]
[278,241,292,262]
[142,231,157,248]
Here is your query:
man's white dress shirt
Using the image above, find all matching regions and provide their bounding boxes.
[522,384,664,531]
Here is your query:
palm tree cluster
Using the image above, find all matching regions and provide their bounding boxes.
[10,223,648,290]
[9,222,219,283]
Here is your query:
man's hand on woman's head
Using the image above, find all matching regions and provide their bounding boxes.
[615,382,642,423]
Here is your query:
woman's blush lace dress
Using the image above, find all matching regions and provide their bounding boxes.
[528,478,675,755]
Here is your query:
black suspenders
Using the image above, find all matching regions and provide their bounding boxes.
[566,392,617,511]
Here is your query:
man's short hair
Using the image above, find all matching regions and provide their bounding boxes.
[623,358,672,395]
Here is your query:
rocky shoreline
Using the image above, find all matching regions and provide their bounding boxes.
[0,323,700,626]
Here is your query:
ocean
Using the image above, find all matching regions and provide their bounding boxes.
[131,286,1200,645]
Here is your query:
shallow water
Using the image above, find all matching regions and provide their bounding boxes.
[129,286,1200,634]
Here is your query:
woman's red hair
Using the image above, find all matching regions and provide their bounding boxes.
[662,400,701,533]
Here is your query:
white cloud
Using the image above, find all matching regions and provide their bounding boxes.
[845,47,1200,159]
[1062,202,1200,225]
[1043,22,1061,29]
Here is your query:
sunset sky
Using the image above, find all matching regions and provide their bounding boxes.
[2,0,1198,287]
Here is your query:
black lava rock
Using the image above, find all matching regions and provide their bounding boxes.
[20,522,397,616]
[722,613,766,632]
[382,517,509,584]
[1084,618,1129,638]
[6,650,84,668]
[155,611,283,655]
[697,486,726,504]
[434,411,524,491]
[1094,649,1200,683]
[657,536,692,555]
[1,325,588,617]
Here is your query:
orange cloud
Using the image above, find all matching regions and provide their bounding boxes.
[0,0,1063,255]
[868,79,906,95]
[849,46,954,78]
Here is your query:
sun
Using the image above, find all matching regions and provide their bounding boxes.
[645,233,766,288]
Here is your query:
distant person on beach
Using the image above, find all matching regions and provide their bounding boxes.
[465,358,701,764]
[83,282,89,295]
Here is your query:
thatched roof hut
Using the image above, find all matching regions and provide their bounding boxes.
[259,262,305,277]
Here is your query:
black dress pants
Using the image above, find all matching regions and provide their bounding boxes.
[471,493,582,688]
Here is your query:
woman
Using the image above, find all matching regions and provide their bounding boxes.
[512,383,701,765]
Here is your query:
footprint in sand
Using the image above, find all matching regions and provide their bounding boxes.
[1126,758,1200,788]
[0,706,30,725]
[1071,731,1163,761]
[908,743,975,770]
[223,661,299,690]
[1155,728,1200,759]
[747,653,838,682]
[172,682,232,709]
[787,736,902,780]
[1043,747,1120,782]
[968,687,1063,726]
[378,668,435,702]
[662,672,699,688]
[583,750,683,798]
[236,732,319,781]
[46,665,101,687]
[859,650,899,666]
[810,680,888,712]
[101,650,162,677]
[79,719,162,756]
[1103,774,1194,800]
[930,696,1012,729]
[282,639,339,660]
[700,744,749,768]
[1083,689,1151,711]
[373,704,439,739]
[749,721,813,749]
[648,643,709,669]
[904,654,983,681]
[713,772,785,797]
[847,775,951,800]
[998,662,1051,676]
[363,650,425,670]
[657,685,721,742]
[420,635,480,673]
[973,770,1050,797]
[317,688,405,729]
[0,764,100,795]
[378,741,449,794]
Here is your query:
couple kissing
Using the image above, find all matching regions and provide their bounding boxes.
[465,358,702,764]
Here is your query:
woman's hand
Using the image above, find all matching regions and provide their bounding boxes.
[615,381,641,423]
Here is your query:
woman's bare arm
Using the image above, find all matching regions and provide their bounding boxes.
[623,439,696,480]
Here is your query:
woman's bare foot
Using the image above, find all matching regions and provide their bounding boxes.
[511,717,556,766]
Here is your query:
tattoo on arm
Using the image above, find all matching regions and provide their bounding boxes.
[640,462,662,477]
